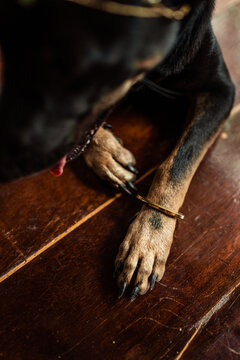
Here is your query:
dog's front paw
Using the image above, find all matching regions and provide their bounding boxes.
[115,209,176,300]
[84,126,138,191]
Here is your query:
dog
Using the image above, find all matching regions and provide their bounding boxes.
[0,0,235,300]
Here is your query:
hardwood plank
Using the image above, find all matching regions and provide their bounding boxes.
[0,1,239,279]
[0,110,239,360]
[0,102,182,277]
[181,286,240,360]
[0,238,23,277]
[213,3,240,103]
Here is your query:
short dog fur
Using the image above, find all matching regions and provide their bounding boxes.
[0,0,235,299]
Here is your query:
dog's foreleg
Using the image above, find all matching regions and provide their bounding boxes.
[115,34,235,299]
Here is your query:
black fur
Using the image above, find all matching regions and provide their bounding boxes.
[167,29,235,182]
[0,0,235,182]
[148,212,163,230]
[135,0,235,183]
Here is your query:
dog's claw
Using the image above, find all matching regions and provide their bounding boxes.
[126,181,138,193]
[118,282,127,299]
[119,185,132,196]
[126,164,139,175]
[149,274,156,290]
[130,286,140,301]
[113,261,122,278]
[102,123,112,129]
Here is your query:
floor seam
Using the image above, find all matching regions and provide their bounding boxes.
[0,102,239,286]
[0,166,157,285]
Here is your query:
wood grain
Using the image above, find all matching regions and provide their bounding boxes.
[213,2,240,103]
[0,102,182,276]
[0,1,240,359]
[0,109,239,360]
[0,1,240,279]
[182,286,240,360]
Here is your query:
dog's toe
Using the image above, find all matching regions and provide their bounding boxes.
[113,147,136,169]
[107,157,136,184]
[152,258,166,282]
[133,256,155,296]
[117,253,139,288]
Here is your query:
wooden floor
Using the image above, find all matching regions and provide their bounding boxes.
[1,1,240,359]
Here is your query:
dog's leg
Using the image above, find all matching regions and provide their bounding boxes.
[83,74,148,190]
[115,29,235,299]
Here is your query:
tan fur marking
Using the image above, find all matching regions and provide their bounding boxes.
[84,127,136,187]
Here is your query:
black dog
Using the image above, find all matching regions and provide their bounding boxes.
[0,0,235,300]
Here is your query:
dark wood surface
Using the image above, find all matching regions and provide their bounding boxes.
[0,102,182,278]
[0,1,240,359]
[213,2,240,104]
[183,286,240,360]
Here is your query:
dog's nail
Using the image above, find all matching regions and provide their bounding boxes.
[118,282,127,299]
[113,261,122,278]
[130,286,140,301]
[126,181,138,192]
[149,274,156,290]
[102,123,112,129]
[126,164,139,175]
[119,185,132,196]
